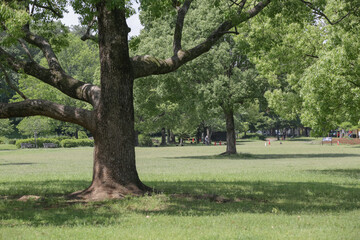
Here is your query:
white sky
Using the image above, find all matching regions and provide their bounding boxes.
[61,1,143,38]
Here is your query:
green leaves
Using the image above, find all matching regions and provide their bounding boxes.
[248,0,360,133]
[0,119,14,136]
[0,2,29,46]
[16,116,53,136]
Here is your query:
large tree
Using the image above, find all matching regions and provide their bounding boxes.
[0,0,353,200]
[246,0,360,135]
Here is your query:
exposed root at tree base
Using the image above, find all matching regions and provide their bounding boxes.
[219,151,237,156]
[68,183,156,202]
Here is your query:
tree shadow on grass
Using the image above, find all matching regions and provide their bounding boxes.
[0,162,36,166]
[170,153,360,160]
[309,169,360,180]
[0,178,359,227]
[287,138,315,142]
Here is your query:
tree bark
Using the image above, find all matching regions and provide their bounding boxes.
[206,127,212,145]
[70,3,150,200]
[170,130,176,143]
[134,130,139,146]
[161,128,166,146]
[167,129,171,144]
[224,109,237,154]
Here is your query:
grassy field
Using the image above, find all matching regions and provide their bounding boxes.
[0,140,359,239]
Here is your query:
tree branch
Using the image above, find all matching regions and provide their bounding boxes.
[22,25,63,71]
[18,39,35,62]
[299,0,353,25]
[173,0,193,54]
[347,79,360,88]
[305,54,319,58]
[0,63,28,100]
[81,15,99,43]
[0,100,95,132]
[132,0,270,78]
[30,0,63,18]
[0,46,100,106]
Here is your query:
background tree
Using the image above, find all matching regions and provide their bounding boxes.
[16,116,52,147]
[195,38,265,154]
[0,119,14,136]
[246,0,360,136]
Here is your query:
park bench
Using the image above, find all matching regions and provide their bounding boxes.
[321,137,332,145]
[20,143,36,149]
[43,143,58,148]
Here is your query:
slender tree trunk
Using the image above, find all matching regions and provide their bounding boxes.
[167,129,171,144]
[170,130,176,143]
[224,109,237,154]
[161,128,166,146]
[196,127,201,143]
[206,127,212,144]
[71,3,150,200]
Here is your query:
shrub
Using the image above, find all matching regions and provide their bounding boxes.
[56,136,72,141]
[0,136,8,144]
[78,131,88,139]
[138,134,153,147]
[15,138,60,148]
[240,133,266,141]
[60,139,94,148]
[8,139,16,145]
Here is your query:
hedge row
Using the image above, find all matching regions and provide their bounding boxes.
[60,139,94,148]
[15,138,94,148]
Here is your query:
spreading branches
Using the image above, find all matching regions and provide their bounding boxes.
[0,100,95,132]
[30,0,63,18]
[0,46,100,106]
[173,0,193,54]
[229,0,247,14]
[132,0,271,78]
[0,15,101,106]
[0,63,28,100]
[21,25,63,71]
[299,0,353,25]
[81,15,99,43]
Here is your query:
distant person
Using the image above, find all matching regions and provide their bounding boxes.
[205,135,209,145]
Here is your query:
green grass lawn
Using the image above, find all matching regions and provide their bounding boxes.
[0,140,359,239]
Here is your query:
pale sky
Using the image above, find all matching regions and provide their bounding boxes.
[61,1,143,37]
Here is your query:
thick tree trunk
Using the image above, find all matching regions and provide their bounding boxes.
[71,3,150,200]
[224,110,237,154]
[134,130,139,146]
